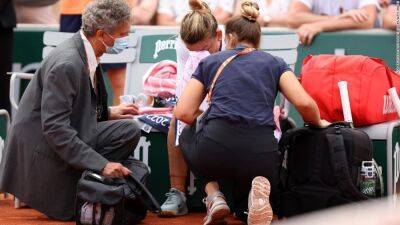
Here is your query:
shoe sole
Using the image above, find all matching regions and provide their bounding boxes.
[247,176,273,225]
[158,207,188,217]
[204,204,230,225]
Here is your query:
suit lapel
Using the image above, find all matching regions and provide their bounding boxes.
[72,32,89,69]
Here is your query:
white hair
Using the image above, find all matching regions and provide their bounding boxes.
[82,0,131,36]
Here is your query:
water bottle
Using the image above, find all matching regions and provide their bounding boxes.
[136,94,154,107]
[360,161,376,197]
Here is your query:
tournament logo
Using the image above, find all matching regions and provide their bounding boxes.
[0,137,4,162]
[140,35,177,63]
[188,172,197,195]
[153,40,176,59]
[133,136,151,166]
[394,143,400,192]
[383,95,397,114]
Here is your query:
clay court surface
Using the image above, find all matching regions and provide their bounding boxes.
[0,196,250,225]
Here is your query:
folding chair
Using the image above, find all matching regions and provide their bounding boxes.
[0,109,10,198]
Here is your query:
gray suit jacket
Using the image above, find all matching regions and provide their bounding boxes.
[0,33,110,220]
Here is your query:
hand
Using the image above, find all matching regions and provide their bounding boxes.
[317,119,331,128]
[109,103,139,120]
[337,9,369,23]
[296,23,323,46]
[102,162,132,178]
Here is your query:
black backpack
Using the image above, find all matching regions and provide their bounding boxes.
[277,122,382,217]
[75,157,161,225]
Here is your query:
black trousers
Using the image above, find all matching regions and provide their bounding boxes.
[180,119,281,220]
[0,28,13,112]
[95,119,141,163]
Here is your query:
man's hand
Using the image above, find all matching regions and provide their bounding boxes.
[102,162,132,178]
[109,103,139,120]
[337,9,369,23]
[296,23,323,45]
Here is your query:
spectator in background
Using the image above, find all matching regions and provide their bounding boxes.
[382,0,396,30]
[157,0,236,25]
[288,0,379,45]
[14,0,58,24]
[379,0,394,7]
[0,0,16,113]
[132,0,159,25]
[59,0,92,32]
[234,0,292,27]
[60,0,139,105]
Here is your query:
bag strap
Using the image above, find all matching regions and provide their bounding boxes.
[205,47,255,103]
[125,173,161,213]
[326,132,368,201]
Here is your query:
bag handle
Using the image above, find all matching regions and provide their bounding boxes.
[125,173,161,213]
[205,48,255,103]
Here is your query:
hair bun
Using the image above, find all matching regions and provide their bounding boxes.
[189,0,210,12]
[241,1,260,22]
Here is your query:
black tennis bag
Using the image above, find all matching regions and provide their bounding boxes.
[277,122,382,217]
[75,157,161,225]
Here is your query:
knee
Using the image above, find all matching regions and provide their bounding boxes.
[122,119,141,150]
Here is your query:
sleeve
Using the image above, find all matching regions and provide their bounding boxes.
[176,38,189,78]
[41,63,109,173]
[359,0,379,8]
[295,0,313,9]
[191,60,207,87]
[275,57,292,79]
[176,38,189,97]
[218,0,236,14]
[268,0,292,15]
[157,0,174,16]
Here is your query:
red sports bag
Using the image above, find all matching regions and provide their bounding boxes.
[301,55,400,127]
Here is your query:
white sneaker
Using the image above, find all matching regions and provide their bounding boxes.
[203,191,230,225]
[159,188,188,217]
[247,176,273,225]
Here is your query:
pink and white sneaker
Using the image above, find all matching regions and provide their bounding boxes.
[203,191,230,225]
[247,176,273,225]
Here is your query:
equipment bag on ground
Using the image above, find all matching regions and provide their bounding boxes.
[301,55,400,127]
[277,122,383,217]
[75,157,161,225]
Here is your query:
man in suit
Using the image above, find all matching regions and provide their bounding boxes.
[0,0,16,112]
[382,0,397,30]
[0,0,140,220]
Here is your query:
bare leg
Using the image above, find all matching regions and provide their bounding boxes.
[159,117,189,217]
[167,117,188,192]
[107,68,126,106]
[205,181,220,196]
[203,181,230,225]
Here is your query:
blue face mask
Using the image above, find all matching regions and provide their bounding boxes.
[102,33,129,54]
